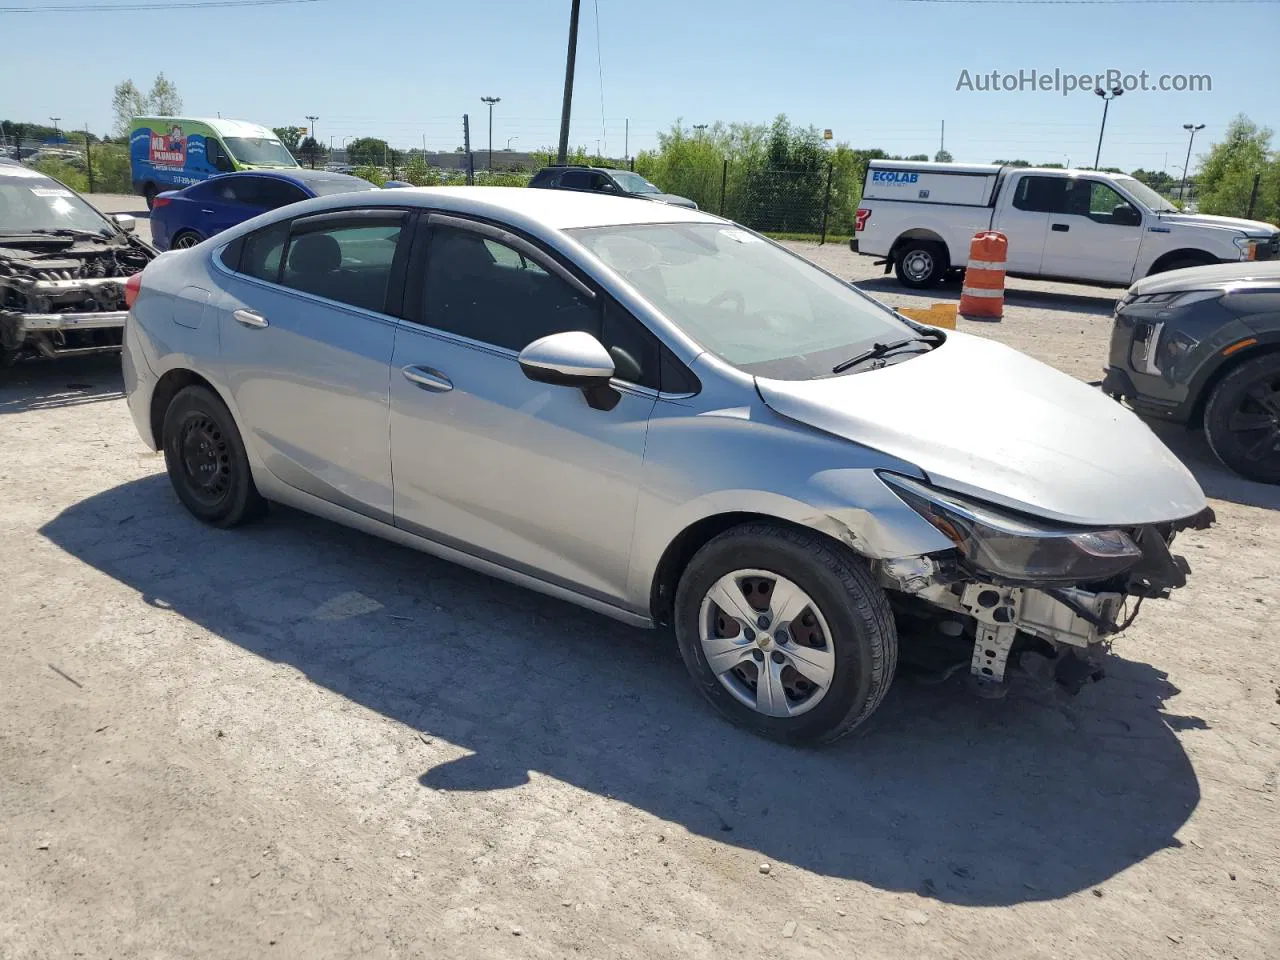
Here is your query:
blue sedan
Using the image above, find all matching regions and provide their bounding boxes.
[149,170,379,250]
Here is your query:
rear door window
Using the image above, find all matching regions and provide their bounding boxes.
[278,214,406,313]
[1012,176,1066,213]
[256,178,309,209]
[560,170,592,189]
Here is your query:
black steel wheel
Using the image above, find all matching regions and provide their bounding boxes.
[161,384,266,526]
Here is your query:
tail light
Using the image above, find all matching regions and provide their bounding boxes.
[855,208,872,231]
[153,196,172,208]
[124,272,143,309]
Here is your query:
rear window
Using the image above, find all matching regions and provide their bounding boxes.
[306,177,379,198]
[531,170,561,187]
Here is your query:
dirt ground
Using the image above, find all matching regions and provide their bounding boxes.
[2,226,1278,960]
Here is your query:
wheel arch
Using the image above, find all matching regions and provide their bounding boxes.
[648,512,863,626]
[890,229,948,260]
[148,367,223,449]
[1188,339,1280,426]
[1146,248,1220,276]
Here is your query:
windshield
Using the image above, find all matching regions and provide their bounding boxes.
[0,175,115,236]
[306,177,378,197]
[1116,176,1178,213]
[222,136,298,168]
[610,171,661,194]
[569,223,914,379]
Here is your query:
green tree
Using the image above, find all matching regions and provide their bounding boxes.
[346,137,389,166]
[148,73,182,115]
[934,149,953,163]
[1197,115,1277,222]
[297,137,327,168]
[111,80,148,137]
[273,126,302,153]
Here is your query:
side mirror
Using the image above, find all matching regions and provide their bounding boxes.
[1113,204,1141,227]
[113,213,137,233]
[517,330,618,409]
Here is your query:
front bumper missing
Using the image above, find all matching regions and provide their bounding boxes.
[15,310,128,333]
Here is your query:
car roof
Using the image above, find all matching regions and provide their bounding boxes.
[0,161,57,182]
[191,169,370,189]
[288,185,719,230]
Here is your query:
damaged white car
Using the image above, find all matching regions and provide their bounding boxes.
[122,188,1213,744]
[1,159,155,366]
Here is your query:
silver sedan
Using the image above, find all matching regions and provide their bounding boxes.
[122,187,1212,744]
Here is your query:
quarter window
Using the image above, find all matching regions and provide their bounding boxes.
[240,221,289,283]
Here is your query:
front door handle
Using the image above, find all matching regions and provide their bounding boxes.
[402,365,453,392]
[1051,223,1070,232]
[232,308,268,329]
[201,208,214,215]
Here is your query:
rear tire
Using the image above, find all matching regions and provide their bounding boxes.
[161,385,266,527]
[1204,353,1280,484]
[894,240,948,289]
[673,522,898,745]
[170,230,202,250]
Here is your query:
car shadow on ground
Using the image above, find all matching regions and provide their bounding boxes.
[1147,420,1280,511]
[42,476,1203,908]
[854,276,1118,317]
[0,355,124,415]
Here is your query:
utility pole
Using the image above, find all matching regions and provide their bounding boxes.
[556,0,583,164]
[1180,122,1205,205]
[84,124,94,192]
[463,113,473,185]
[481,96,501,171]
[1092,86,1122,169]
[305,115,319,169]
[939,119,944,155]
[624,118,628,162]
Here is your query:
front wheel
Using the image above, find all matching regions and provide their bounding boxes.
[1204,353,1280,484]
[161,384,266,526]
[894,240,948,289]
[673,523,898,745]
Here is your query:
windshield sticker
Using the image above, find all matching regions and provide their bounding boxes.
[31,187,74,198]
[719,228,763,244]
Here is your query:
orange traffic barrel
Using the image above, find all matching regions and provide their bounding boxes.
[959,231,1007,320]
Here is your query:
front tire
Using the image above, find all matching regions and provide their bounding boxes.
[894,240,948,289]
[673,523,898,745]
[161,385,266,526]
[1204,353,1280,484]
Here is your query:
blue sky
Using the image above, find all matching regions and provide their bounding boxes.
[4,0,1277,175]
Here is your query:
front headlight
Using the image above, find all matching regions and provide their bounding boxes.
[1234,236,1259,260]
[882,475,1143,584]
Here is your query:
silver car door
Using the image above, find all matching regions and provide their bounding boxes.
[389,215,656,606]
[215,208,410,522]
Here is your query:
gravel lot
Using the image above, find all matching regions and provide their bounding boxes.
[2,208,1278,959]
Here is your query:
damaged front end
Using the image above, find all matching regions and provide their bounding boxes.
[0,237,154,365]
[875,474,1214,694]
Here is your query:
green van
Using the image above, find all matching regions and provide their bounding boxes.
[129,116,300,208]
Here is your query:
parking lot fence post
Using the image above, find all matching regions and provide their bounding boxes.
[719,158,728,215]
[84,128,95,193]
[819,162,833,245]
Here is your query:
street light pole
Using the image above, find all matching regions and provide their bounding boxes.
[1092,86,1122,170]
[556,0,583,165]
[1180,122,1205,205]
[480,96,501,171]
[506,136,518,151]
[304,115,319,168]
[49,117,61,139]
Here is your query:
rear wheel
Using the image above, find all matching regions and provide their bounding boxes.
[161,385,266,526]
[171,230,202,250]
[1204,353,1280,484]
[894,240,948,289]
[673,523,898,745]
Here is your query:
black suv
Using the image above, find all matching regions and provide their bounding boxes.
[1102,260,1280,483]
[529,165,697,209]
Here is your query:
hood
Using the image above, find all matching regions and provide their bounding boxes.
[755,332,1206,527]
[1128,259,1280,296]
[652,193,698,209]
[1155,211,1279,236]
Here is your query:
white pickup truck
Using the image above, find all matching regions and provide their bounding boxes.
[852,160,1280,289]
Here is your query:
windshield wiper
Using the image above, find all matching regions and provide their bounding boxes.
[832,337,933,374]
[30,227,113,240]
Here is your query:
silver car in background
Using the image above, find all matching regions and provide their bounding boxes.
[122,187,1213,744]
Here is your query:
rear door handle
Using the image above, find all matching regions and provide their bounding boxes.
[1051,223,1070,232]
[232,308,268,329]
[402,365,453,392]
[201,208,214,215]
